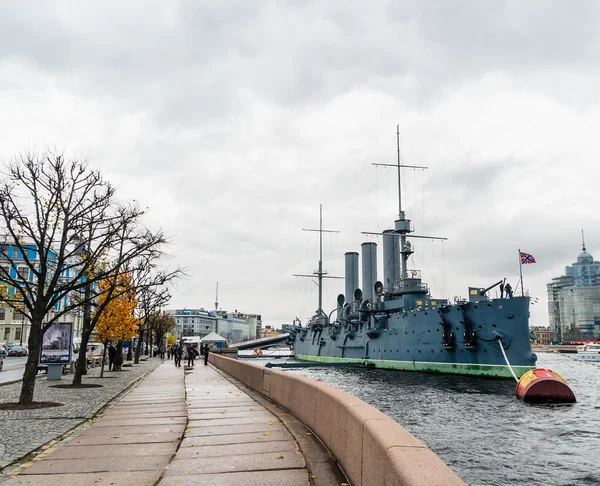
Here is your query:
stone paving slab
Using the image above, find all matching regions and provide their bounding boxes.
[175,439,299,459]
[159,469,310,486]
[188,410,273,420]
[67,423,182,436]
[21,453,174,475]
[3,471,162,485]
[165,449,306,475]
[179,429,292,447]
[186,405,263,413]
[93,416,187,426]
[185,422,285,437]
[62,432,183,447]
[46,441,178,460]
[187,415,277,427]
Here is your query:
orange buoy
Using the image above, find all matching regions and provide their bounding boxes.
[516,368,576,403]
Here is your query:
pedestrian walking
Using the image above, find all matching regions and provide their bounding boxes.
[167,345,171,360]
[203,343,209,366]
[108,344,116,371]
[159,345,165,360]
[174,344,182,367]
[187,345,195,367]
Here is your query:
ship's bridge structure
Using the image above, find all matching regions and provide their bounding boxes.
[548,242,600,341]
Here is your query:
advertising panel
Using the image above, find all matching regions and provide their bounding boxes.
[40,322,73,364]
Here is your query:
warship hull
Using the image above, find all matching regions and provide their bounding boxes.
[292,296,536,379]
[292,129,536,379]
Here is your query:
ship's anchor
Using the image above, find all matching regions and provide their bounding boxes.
[439,310,455,350]
[459,306,477,350]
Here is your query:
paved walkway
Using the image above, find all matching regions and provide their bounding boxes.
[2,361,346,485]
[0,358,163,469]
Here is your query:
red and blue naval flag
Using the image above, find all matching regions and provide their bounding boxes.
[520,251,536,264]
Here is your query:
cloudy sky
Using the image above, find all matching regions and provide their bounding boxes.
[1,1,599,329]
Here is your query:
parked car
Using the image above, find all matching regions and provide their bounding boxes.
[8,346,28,357]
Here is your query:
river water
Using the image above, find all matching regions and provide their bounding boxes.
[268,354,599,486]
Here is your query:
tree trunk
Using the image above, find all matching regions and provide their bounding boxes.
[134,327,144,364]
[100,341,107,378]
[73,288,92,385]
[73,326,93,385]
[18,317,43,405]
[113,342,124,371]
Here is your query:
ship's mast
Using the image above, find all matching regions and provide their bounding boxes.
[295,204,342,317]
[397,125,402,216]
[367,127,445,287]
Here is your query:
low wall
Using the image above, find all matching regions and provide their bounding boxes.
[209,353,465,486]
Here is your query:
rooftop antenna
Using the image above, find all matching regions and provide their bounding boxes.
[582,229,586,252]
[215,281,219,311]
[294,204,343,316]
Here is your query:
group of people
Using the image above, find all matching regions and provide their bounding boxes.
[499,281,513,299]
[165,342,211,367]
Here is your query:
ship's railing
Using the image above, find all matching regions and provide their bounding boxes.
[392,276,428,293]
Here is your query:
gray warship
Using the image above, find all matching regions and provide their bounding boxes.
[291,129,537,378]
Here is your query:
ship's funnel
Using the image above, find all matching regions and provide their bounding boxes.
[344,252,359,305]
[383,230,400,292]
[361,242,377,300]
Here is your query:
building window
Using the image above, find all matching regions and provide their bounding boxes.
[3,327,9,340]
[0,309,4,321]
[13,312,24,322]
[12,248,19,259]
[15,327,21,341]
[18,266,29,280]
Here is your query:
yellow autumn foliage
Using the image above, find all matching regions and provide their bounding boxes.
[93,273,139,343]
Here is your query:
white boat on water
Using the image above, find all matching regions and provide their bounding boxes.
[577,342,600,362]
[238,348,293,359]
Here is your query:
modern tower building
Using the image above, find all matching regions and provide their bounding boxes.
[547,240,600,342]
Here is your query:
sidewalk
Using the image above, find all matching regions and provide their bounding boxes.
[2,360,347,485]
[0,358,163,469]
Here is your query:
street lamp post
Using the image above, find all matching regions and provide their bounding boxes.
[19,319,25,346]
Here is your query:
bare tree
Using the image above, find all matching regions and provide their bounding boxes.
[149,310,176,350]
[134,285,172,363]
[0,151,169,404]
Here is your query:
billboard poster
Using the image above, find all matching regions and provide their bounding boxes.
[40,322,73,364]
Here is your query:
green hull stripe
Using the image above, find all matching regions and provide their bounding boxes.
[294,354,533,379]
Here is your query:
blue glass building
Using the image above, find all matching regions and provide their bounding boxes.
[547,243,600,341]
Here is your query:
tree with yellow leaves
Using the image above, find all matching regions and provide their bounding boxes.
[93,273,138,376]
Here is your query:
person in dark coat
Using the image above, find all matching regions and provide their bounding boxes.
[174,344,182,367]
[505,282,513,299]
[108,344,116,371]
[203,343,209,365]
[187,345,195,367]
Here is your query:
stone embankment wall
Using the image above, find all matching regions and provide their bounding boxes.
[209,353,466,486]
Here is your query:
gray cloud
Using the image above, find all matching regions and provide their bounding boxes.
[1,0,599,328]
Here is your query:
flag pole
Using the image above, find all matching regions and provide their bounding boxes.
[518,248,524,297]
